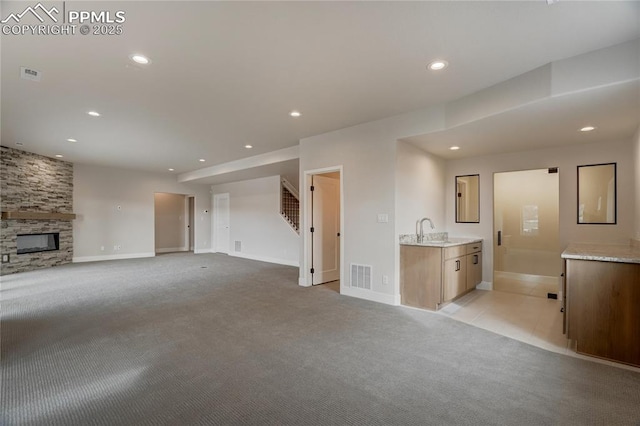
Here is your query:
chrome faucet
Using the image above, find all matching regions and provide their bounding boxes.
[416,217,435,243]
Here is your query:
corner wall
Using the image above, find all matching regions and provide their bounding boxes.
[73,164,211,262]
[211,175,299,266]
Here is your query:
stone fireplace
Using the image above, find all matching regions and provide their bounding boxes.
[0,146,74,275]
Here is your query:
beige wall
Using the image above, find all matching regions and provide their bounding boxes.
[73,164,211,261]
[446,138,636,284]
[154,193,187,252]
[634,126,640,241]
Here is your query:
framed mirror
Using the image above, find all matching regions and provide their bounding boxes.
[456,174,480,223]
[577,163,616,224]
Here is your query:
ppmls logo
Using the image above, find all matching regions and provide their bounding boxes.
[1,2,59,24]
[1,2,126,36]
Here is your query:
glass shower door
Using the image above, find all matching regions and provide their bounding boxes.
[493,169,561,297]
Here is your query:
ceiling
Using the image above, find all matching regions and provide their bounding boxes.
[2,1,639,180]
[403,80,640,160]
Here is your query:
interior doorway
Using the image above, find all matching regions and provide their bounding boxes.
[154,192,192,254]
[213,193,230,254]
[305,169,342,288]
[493,168,561,297]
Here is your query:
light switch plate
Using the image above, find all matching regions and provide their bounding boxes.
[377,214,389,223]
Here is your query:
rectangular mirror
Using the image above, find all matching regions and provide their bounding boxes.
[456,174,480,223]
[577,163,616,224]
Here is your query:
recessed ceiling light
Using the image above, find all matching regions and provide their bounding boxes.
[199,159,206,162]
[87,111,101,117]
[428,60,449,71]
[67,138,77,143]
[245,144,253,149]
[129,54,150,65]
[580,126,596,132]
[55,154,63,158]
[449,146,460,150]
[290,111,301,118]
[168,168,174,171]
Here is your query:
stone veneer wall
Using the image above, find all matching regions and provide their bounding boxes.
[0,146,74,275]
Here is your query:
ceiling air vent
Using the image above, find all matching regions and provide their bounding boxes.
[20,67,41,82]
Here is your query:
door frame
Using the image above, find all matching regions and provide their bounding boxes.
[212,192,230,254]
[301,166,344,289]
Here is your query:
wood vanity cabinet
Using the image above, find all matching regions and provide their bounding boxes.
[565,258,640,367]
[443,246,467,302]
[466,243,482,291]
[401,241,482,311]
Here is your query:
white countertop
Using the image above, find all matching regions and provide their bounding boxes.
[399,236,482,248]
[561,242,640,264]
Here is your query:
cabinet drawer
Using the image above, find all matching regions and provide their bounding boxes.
[444,245,466,260]
[466,242,482,255]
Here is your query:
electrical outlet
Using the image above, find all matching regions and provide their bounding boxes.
[377,214,389,223]
[1,254,9,263]
[100,246,105,251]
[382,275,389,285]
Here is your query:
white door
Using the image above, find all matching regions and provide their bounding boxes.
[312,175,340,285]
[214,193,230,254]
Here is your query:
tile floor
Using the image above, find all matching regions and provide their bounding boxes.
[318,281,639,372]
[439,289,640,372]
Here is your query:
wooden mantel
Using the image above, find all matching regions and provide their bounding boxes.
[1,211,76,220]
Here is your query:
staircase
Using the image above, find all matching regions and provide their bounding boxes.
[280,177,299,234]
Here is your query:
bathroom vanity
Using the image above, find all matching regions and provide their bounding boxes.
[400,236,482,311]
[562,241,640,367]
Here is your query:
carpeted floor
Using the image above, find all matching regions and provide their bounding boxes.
[1,253,639,425]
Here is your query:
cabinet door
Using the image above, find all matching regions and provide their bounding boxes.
[443,257,466,301]
[466,252,482,290]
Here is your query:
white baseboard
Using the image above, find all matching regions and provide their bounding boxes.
[476,281,493,290]
[340,286,399,306]
[229,251,299,267]
[194,248,214,254]
[73,252,155,263]
[155,247,188,254]
[298,276,311,287]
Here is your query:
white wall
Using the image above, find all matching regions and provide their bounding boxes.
[299,108,446,305]
[154,193,187,253]
[445,138,636,285]
[73,164,211,262]
[211,175,299,266]
[634,126,640,241]
[395,141,447,236]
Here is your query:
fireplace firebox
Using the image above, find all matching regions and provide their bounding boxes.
[17,233,60,255]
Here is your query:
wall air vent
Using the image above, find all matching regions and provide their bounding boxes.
[20,67,42,82]
[234,241,241,252]
[350,263,372,290]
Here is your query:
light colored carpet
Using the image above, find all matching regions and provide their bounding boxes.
[1,253,639,425]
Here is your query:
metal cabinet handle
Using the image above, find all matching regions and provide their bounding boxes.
[455,259,461,271]
[473,254,478,265]
[497,231,502,246]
